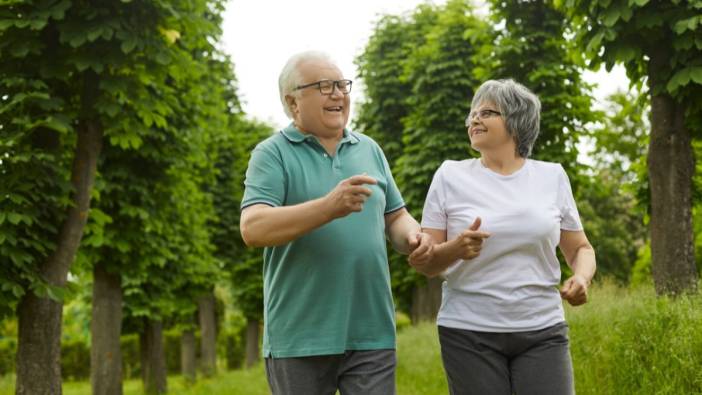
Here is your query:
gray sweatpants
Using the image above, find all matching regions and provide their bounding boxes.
[264,349,396,395]
[439,322,574,395]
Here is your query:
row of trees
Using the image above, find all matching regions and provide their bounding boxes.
[1,0,701,393]
[354,0,700,317]
[1,1,270,394]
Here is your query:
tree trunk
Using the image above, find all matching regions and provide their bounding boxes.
[140,319,167,395]
[198,293,217,377]
[410,277,443,324]
[225,335,241,370]
[15,293,63,395]
[15,95,103,395]
[91,264,123,395]
[647,50,698,296]
[245,318,260,368]
[181,329,196,384]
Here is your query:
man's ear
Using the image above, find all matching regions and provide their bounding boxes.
[285,95,298,116]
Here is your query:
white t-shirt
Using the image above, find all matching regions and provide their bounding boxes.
[421,158,583,332]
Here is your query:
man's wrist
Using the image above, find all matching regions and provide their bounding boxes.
[317,195,336,222]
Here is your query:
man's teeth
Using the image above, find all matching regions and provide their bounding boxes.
[326,107,342,112]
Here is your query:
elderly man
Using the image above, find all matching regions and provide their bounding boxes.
[239,51,432,395]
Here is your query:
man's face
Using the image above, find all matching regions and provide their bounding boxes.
[287,59,350,138]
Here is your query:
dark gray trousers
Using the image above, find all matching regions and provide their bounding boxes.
[439,322,574,395]
[264,349,396,395]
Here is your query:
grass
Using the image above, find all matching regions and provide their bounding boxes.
[0,365,269,395]
[2,282,702,394]
[565,280,702,395]
[396,322,448,395]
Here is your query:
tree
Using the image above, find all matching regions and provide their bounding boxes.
[0,1,205,392]
[354,7,439,168]
[590,89,649,179]
[488,0,598,190]
[561,0,702,295]
[77,1,232,391]
[355,4,443,319]
[357,0,603,318]
[355,0,488,319]
[581,89,649,282]
[210,116,273,367]
[396,0,492,322]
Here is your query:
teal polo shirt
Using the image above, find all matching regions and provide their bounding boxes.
[241,124,405,358]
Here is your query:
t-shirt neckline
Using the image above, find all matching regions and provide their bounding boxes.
[477,158,529,179]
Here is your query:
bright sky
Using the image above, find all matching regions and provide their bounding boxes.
[221,0,629,130]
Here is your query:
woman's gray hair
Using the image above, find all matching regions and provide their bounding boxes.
[278,51,335,119]
[471,79,541,158]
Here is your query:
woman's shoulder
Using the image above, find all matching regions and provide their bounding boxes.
[438,158,480,173]
[526,159,565,175]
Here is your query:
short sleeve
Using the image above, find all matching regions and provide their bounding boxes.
[241,143,286,209]
[558,165,583,231]
[378,146,405,214]
[421,163,447,230]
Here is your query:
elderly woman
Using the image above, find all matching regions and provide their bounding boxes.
[409,79,596,394]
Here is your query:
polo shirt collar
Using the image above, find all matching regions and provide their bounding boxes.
[280,124,359,145]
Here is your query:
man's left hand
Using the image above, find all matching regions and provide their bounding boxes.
[408,232,434,267]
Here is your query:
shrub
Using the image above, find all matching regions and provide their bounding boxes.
[60,339,90,381]
[396,311,411,332]
[0,339,15,376]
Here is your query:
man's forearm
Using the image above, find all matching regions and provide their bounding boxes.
[386,211,420,254]
[240,199,333,247]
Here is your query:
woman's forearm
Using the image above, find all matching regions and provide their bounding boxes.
[414,239,463,277]
[571,245,596,283]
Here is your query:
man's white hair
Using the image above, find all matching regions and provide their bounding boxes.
[278,51,336,119]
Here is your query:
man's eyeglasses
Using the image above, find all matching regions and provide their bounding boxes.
[465,109,502,126]
[295,79,353,95]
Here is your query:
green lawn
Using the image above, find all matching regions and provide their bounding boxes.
[0,323,446,395]
[0,365,270,395]
[2,282,702,394]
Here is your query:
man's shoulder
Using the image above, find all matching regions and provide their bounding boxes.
[251,131,289,155]
[349,130,380,147]
[346,131,391,162]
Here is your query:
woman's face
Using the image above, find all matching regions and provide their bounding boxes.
[466,101,513,153]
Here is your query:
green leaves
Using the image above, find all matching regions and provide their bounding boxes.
[562,0,702,107]
[120,36,137,54]
[108,132,142,150]
[586,31,606,54]
[5,212,33,226]
[673,16,701,34]
[667,66,702,92]
[30,115,73,134]
[692,67,702,84]
[601,1,635,26]
[159,27,180,44]
[356,0,489,308]
[0,0,236,323]
[602,6,622,26]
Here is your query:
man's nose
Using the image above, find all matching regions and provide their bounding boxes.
[329,83,344,99]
